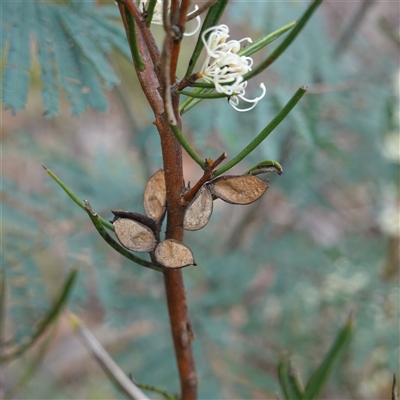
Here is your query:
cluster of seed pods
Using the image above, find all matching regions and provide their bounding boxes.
[112,169,274,269]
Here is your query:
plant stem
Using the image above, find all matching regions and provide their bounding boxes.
[119,6,198,397]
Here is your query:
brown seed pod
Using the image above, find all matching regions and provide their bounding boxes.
[113,218,157,253]
[155,239,195,269]
[207,175,268,205]
[183,185,213,231]
[143,169,166,222]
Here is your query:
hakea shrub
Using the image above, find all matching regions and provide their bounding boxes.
[40,1,339,399]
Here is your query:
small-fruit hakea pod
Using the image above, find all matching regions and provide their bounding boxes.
[207,175,268,205]
[155,239,196,269]
[143,169,167,223]
[113,217,157,253]
[183,184,213,231]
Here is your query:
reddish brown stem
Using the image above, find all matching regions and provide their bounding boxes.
[118,4,198,399]
[183,152,227,202]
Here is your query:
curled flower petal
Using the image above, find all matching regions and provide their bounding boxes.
[229,83,267,112]
[140,0,201,36]
[199,24,265,112]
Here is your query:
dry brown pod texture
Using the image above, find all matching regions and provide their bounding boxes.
[208,175,268,205]
[113,218,157,253]
[143,169,166,222]
[183,185,213,231]
[155,239,195,269]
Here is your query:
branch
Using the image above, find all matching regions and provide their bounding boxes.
[186,0,218,22]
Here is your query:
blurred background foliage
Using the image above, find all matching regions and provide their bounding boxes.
[1,0,399,399]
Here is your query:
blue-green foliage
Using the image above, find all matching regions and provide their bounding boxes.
[1,1,130,117]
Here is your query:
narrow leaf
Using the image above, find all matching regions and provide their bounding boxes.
[3,269,78,362]
[44,166,114,231]
[244,160,284,176]
[214,85,307,177]
[278,353,303,400]
[244,0,323,81]
[239,20,297,57]
[303,315,354,400]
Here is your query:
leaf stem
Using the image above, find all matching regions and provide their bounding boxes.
[170,124,205,168]
[44,166,115,231]
[214,85,307,177]
[124,5,146,71]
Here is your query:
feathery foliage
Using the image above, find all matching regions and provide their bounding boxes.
[1,1,130,117]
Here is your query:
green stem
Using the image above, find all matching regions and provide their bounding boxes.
[169,124,205,168]
[83,201,161,272]
[243,0,323,81]
[132,380,177,400]
[214,85,307,177]
[179,87,208,114]
[177,90,226,99]
[125,5,146,71]
[145,0,157,27]
[44,166,114,231]
[238,20,297,57]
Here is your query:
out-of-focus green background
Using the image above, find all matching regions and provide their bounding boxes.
[2,1,399,399]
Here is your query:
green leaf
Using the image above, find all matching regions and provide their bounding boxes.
[214,85,307,177]
[238,20,297,57]
[1,2,32,115]
[2,269,78,362]
[302,315,354,399]
[278,352,304,400]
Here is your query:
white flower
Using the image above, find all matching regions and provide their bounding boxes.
[139,0,201,36]
[199,24,266,112]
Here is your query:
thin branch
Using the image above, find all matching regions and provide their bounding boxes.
[67,312,150,400]
[169,124,205,168]
[161,0,177,126]
[186,0,218,22]
[183,153,227,202]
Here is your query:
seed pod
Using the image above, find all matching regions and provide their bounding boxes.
[183,185,213,231]
[155,239,195,269]
[143,169,166,222]
[208,175,268,205]
[113,218,157,253]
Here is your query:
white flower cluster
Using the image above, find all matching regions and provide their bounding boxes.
[200,24,266,112]
[139,0,201,36]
